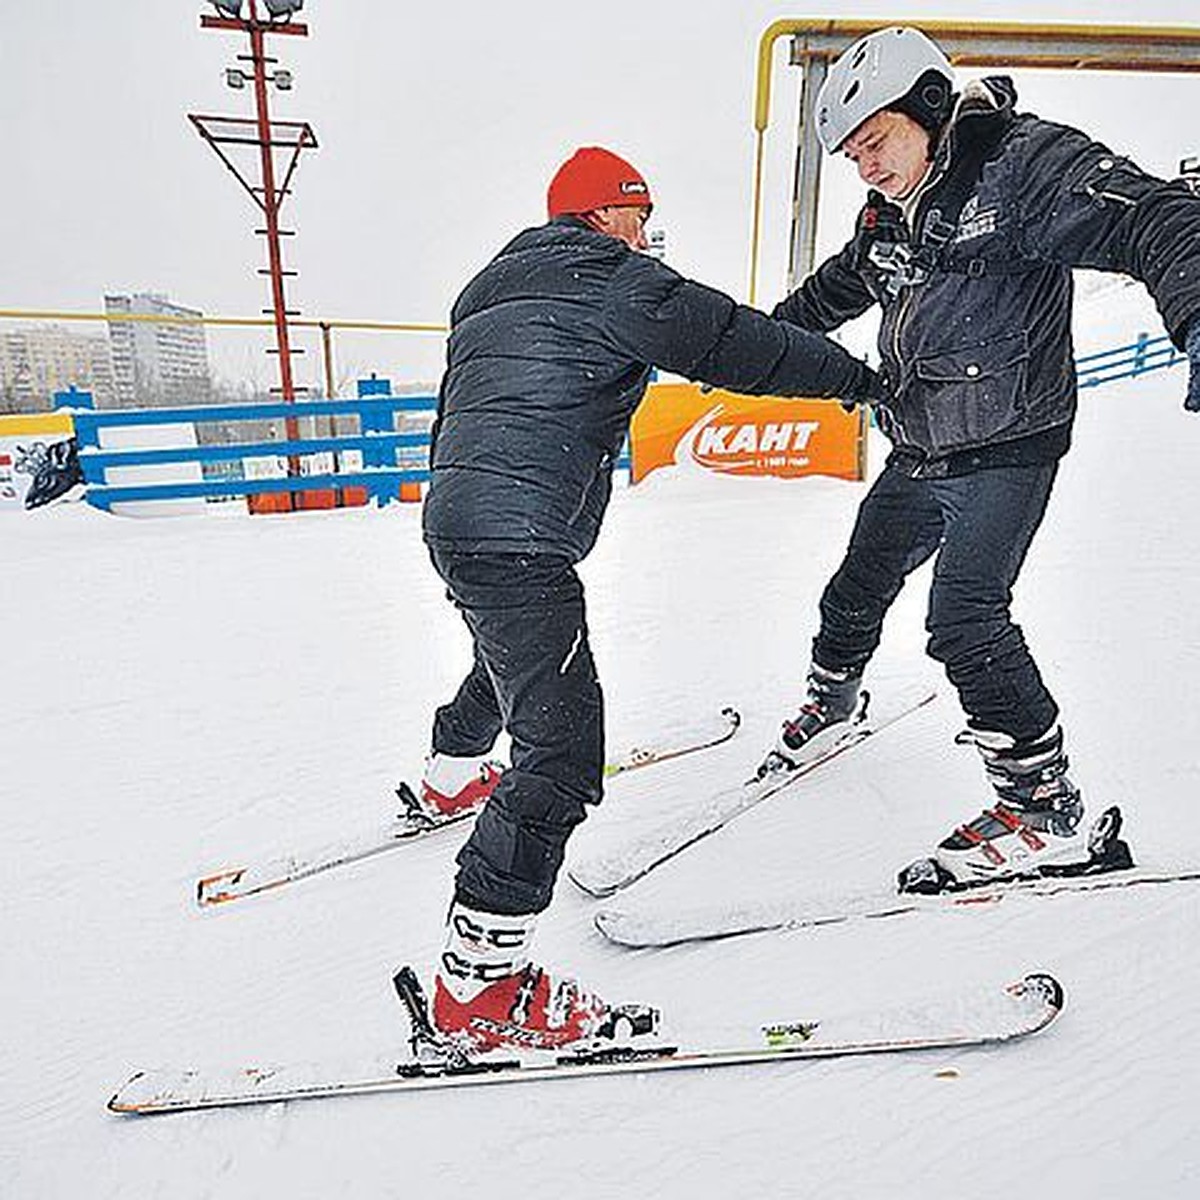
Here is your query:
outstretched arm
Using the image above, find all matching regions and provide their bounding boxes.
[603,253,882,404]
[1016,120,1200,401]
[772,236,877,331]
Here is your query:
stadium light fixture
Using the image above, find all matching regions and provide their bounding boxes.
[211,0,244,16]
[225,67,248,89]
[263,0,304,17]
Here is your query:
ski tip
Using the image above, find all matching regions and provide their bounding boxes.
[593,910,636,946]
[107,1071,148,1115]
[1013,972,1065,1021]
[568,869,617,899]
[195,869,245,907]
[721,706,742,728]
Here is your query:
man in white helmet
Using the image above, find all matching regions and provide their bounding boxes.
[768,26,1200,894]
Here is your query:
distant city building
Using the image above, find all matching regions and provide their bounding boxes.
[104,292,213,408]
[0,324,117,413]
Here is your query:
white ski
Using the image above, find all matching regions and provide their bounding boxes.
[604,705,741,775]
[195,707,741,907]
[595,864,1200,948]
[194,801,469,907]
[108,971,1062,1116]
[569,689,937,899]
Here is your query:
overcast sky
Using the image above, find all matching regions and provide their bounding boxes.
[2,1,1198,387]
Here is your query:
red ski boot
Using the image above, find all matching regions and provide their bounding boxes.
[419,752,503,819]
[431,902,658,1054]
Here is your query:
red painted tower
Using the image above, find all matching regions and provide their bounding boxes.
[191,0,316,503]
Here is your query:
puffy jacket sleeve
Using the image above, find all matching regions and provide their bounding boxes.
[1015,120,1200,348]
[601,252,881,402]
[772,238,876,332]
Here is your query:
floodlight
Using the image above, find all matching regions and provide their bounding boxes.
[225,67,247,89]
[273,69,293,90]
[263,0,304,17]
[211,0,244,16]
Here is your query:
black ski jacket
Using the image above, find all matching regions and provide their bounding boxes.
[424,215,880,561]
[774,78,1200,477]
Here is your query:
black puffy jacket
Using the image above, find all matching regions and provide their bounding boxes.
[775,79,1200,477]
[423,215,879,560]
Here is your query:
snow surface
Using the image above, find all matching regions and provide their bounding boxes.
[4,288,1200,1198]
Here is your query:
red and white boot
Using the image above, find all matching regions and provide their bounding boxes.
[418,752,503,820]
[431,901,659,1055]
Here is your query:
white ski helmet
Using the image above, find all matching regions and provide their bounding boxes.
[815,27,955,153]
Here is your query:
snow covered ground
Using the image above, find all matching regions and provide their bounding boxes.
[4,295,1200,1198]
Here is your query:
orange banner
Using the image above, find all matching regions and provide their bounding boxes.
[630,382,864,484]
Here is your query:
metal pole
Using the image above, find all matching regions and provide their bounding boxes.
[246,0,301,490]
[320,321,335,399]
[318,320,342,505]
[786,55,828,291]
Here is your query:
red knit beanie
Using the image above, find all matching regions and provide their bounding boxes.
[546,147,652,218]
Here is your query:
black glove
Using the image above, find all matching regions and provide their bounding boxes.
[839,361,889,412]
[853,190,909,265]
[853,190,930,298]
[1185,318,1200,412]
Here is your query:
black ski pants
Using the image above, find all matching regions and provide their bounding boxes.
[427,546,604,917]
[812,459,1060,746]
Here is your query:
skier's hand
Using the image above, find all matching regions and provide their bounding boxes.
[852,190,909,271]
[839,362,889,412]
[1185,318,1200,412]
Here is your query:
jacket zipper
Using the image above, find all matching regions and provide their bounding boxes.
[886,138,956,444]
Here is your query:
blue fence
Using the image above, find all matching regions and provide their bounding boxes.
[75,393,436,511]
[1076,331,1186,389]
[68,330,1186,511]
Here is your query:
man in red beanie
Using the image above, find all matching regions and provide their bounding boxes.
[413,144,883,1057]
[546,145,653,250]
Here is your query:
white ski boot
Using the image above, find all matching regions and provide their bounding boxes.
[898,725,1132,894]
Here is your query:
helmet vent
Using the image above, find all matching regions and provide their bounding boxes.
[842,80,861,105]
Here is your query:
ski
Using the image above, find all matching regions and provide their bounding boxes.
[569,688,937,899]
[108,969,1062,1115]
[604,705,741,776]
[595,860,1200,949]
[195,707,741,907]
[194,790,466,907]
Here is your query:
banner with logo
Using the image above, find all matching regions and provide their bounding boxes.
[630,382,864,485]
[0,412,79,511]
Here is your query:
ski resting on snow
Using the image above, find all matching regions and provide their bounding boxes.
[594,860,1200,948]
[107,970,1063,1116]
[194,707,741,907]
[568,687,938,899]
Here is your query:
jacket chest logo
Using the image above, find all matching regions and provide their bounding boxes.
[953,194,998,244]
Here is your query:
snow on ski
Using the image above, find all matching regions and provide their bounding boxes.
[195,707,741,907]
[108,971,1062,1115]
[569,688,937,899]
[595,864,1200,949]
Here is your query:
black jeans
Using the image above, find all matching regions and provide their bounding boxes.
[812,460,1060,745]
[427,546,604,917]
